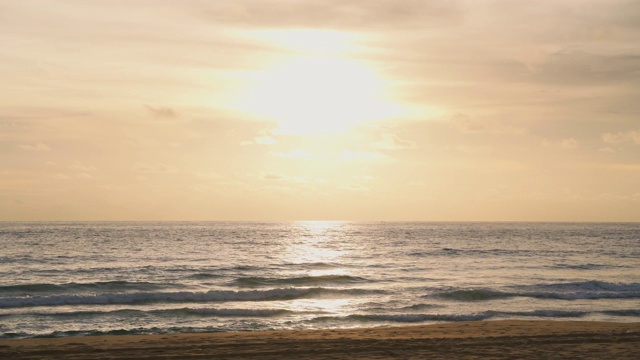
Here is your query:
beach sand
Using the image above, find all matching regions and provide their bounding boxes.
[1,320,639,359]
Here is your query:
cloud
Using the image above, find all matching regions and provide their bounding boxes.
[145,105,178,119]
[255,136,278,145]
[53,173,70,180]
[0,121,30,137]
[453,144,492,154]
[53,171,93,180]
[341,150,387,161]
[1,108,91,121]
[200,0,460,31]
[453,114,485,132]
[593,163,640,172]
[593,192,640,202]
[406,181,426,186]
[193,171,223,180]
[527,51,640,85]
[76,172,92,179]
[274,150,313,158]
[541,138,580,149]
[452,114,527,135]
[98,184,128,191]
[68,162,96,172]
[373,133,416,150]
[133,163,177,173]
[341,183,369,192]
[602,130,640,144]
[241,136,278,146]
[560,138,579,149]
[261,172,286,180]
[19,142,50,151]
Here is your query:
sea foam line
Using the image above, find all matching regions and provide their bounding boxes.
[0,287,378,309]
[433,281,640,301]
[2,307,310,318]
[230,274,369,287]
[307,308,619,324]
[0,281,175,295]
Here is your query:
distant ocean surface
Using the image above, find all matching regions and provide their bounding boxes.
[1,221,639,339]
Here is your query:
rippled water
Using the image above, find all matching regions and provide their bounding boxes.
[1,221,639,338]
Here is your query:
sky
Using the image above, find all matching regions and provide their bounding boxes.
[1,0,639,221]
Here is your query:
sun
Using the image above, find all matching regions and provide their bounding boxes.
[241,55,400,135]
[232,30,405,135]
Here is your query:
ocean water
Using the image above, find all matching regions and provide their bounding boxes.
[1,221,639,339]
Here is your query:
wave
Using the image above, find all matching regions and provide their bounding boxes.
[187,273,224,280]
[0,281,175,295]
[409,248,542,258]
[433,281,640,301]
[601,309,640,317]
[27,306,632,323]
[3,307,639,339]
[159,307,296,317]
[283,262,341,269]
[2,327,192,339]
[308,308,626,325]
[347,313,493,323]
[525,280,640,292]
[231,275,369,287]
[0,255,36,264]
[0,287,380,309]
[520,280,640,300]
[365,302,442,313]
[550,263,623,270]
[495,308,639,319]
[1,326,226,340]
[436,289,515,301]
[400,303,442,311]
[184,265,268,279]
[308,309,575,325]
[6,307,304,319]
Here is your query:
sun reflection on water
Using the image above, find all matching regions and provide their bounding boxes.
[281,221,358,317]
[284,221,348,265]
[287,298,354,317]
[296,220,345,234]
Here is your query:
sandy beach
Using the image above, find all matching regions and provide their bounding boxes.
[1,320,638,359]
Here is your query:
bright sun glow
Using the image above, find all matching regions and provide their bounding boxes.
[256,29,359,54]
[234,30,406,135]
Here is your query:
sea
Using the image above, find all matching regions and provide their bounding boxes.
[1,221,639,339]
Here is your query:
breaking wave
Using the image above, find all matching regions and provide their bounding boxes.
[231,275,369,287]
[0,287,380,309]
[433,281,640,301]
[0,281,175,295]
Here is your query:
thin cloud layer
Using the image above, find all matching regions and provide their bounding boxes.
[1,0,639,221]
[199,0,461,30]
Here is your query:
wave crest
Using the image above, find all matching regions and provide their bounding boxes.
[231,275,368,287]
[0,281,173,295]
[433,281,640,301]
[0,287,378,309]
[437,289,514,301]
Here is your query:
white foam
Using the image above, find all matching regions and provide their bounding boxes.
[0,288,313,309]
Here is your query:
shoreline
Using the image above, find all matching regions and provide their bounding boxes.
[2,320,639,359]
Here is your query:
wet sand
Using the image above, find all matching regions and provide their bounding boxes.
[1,320,639,359]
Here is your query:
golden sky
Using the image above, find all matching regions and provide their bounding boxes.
[2,0,639,221]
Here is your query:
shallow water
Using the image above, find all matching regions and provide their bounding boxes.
[1,221,639,338]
